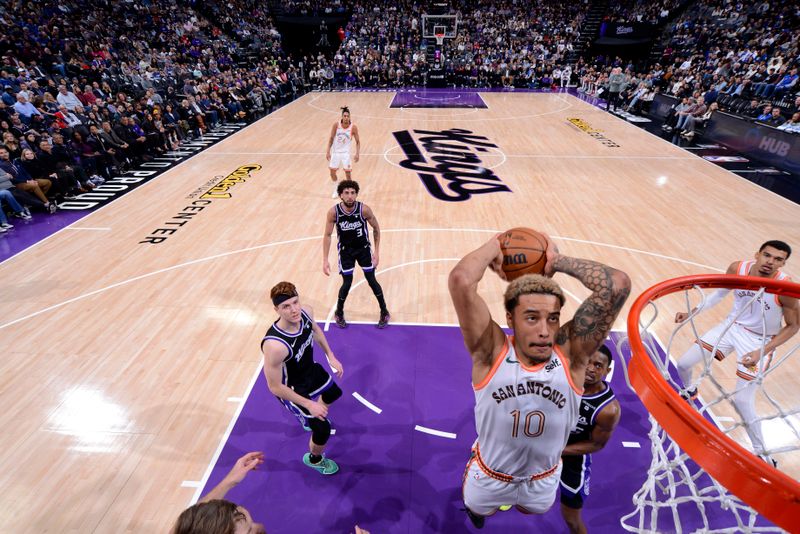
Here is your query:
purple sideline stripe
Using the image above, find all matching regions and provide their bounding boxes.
[0,209,88,262]
[199,325,775,533]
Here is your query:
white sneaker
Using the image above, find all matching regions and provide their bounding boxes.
[1,222,14,229]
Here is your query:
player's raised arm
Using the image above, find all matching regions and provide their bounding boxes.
[547,237,631,376]
[448,236,507,370]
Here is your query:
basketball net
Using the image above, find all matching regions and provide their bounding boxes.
[618,275,800,533]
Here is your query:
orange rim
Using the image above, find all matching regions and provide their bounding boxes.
[628,274,800,531]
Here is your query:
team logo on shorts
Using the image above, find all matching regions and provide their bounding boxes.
[392,128,511,202]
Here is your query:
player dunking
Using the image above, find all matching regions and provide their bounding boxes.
[322,179,390,329]
[448,233,630,528]
[559,344,621,534]
[326,106,360,198]
[676,240,798,464]
[261,282,344,475]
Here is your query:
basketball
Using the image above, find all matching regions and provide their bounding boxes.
[498,227,548,280]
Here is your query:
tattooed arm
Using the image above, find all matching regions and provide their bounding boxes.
[448,236,508,385]
[546,238,631,386]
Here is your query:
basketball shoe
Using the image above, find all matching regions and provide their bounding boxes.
[303,453,339,475]
[377,310,390,329]
[334,311,347,328]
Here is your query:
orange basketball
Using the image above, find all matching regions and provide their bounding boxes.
[498,227,548,280]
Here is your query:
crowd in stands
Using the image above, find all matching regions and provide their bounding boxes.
[0,0,308,233]
[445,0,583,88]
[299,0,585,90]
[606,0,686,25]
[301,0,426,90]
[195,0,283,54]
[577,0,799,137]
[1,0,798,234]
[281,0,349,16]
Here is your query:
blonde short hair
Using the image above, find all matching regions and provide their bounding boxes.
[504,274,565,312]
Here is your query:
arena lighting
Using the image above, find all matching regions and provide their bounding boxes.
[49,388,130,453]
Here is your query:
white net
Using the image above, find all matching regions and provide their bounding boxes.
[618,278,800,533]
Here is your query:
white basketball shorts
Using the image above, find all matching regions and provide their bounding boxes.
[699,322,774,381]
[462,454,561,516]
[329,152,351,170]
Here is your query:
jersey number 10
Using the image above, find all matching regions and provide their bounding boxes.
[510,409,545,438]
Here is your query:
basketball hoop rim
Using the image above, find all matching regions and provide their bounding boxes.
[628,274,800,531]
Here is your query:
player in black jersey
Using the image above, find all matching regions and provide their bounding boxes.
[559,344,621,534]
[261,281,345,475]
[322,179,390,329]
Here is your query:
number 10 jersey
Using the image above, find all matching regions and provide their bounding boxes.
[472,335,582,478]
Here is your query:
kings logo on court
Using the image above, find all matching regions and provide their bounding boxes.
[392,128,512,201]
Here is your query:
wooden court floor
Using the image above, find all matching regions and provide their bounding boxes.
[1,91,799,532]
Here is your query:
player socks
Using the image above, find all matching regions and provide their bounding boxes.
[375,292,387,312]
[309,453,322,464]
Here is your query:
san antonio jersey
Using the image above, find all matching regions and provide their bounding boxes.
[262,310,315,389]
[728,259,791,336]
[473,336,582,478]
[335,201,369,250]
[331,121,352,154]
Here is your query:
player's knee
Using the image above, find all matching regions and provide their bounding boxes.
[339,274,353,292]
[364,270,381,290]
[308,418,332,446]
[321,383,342,405]
[733,383,755,405]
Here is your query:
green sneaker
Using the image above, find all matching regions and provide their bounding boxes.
[499,505,512,512]
[303,453,339,475]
